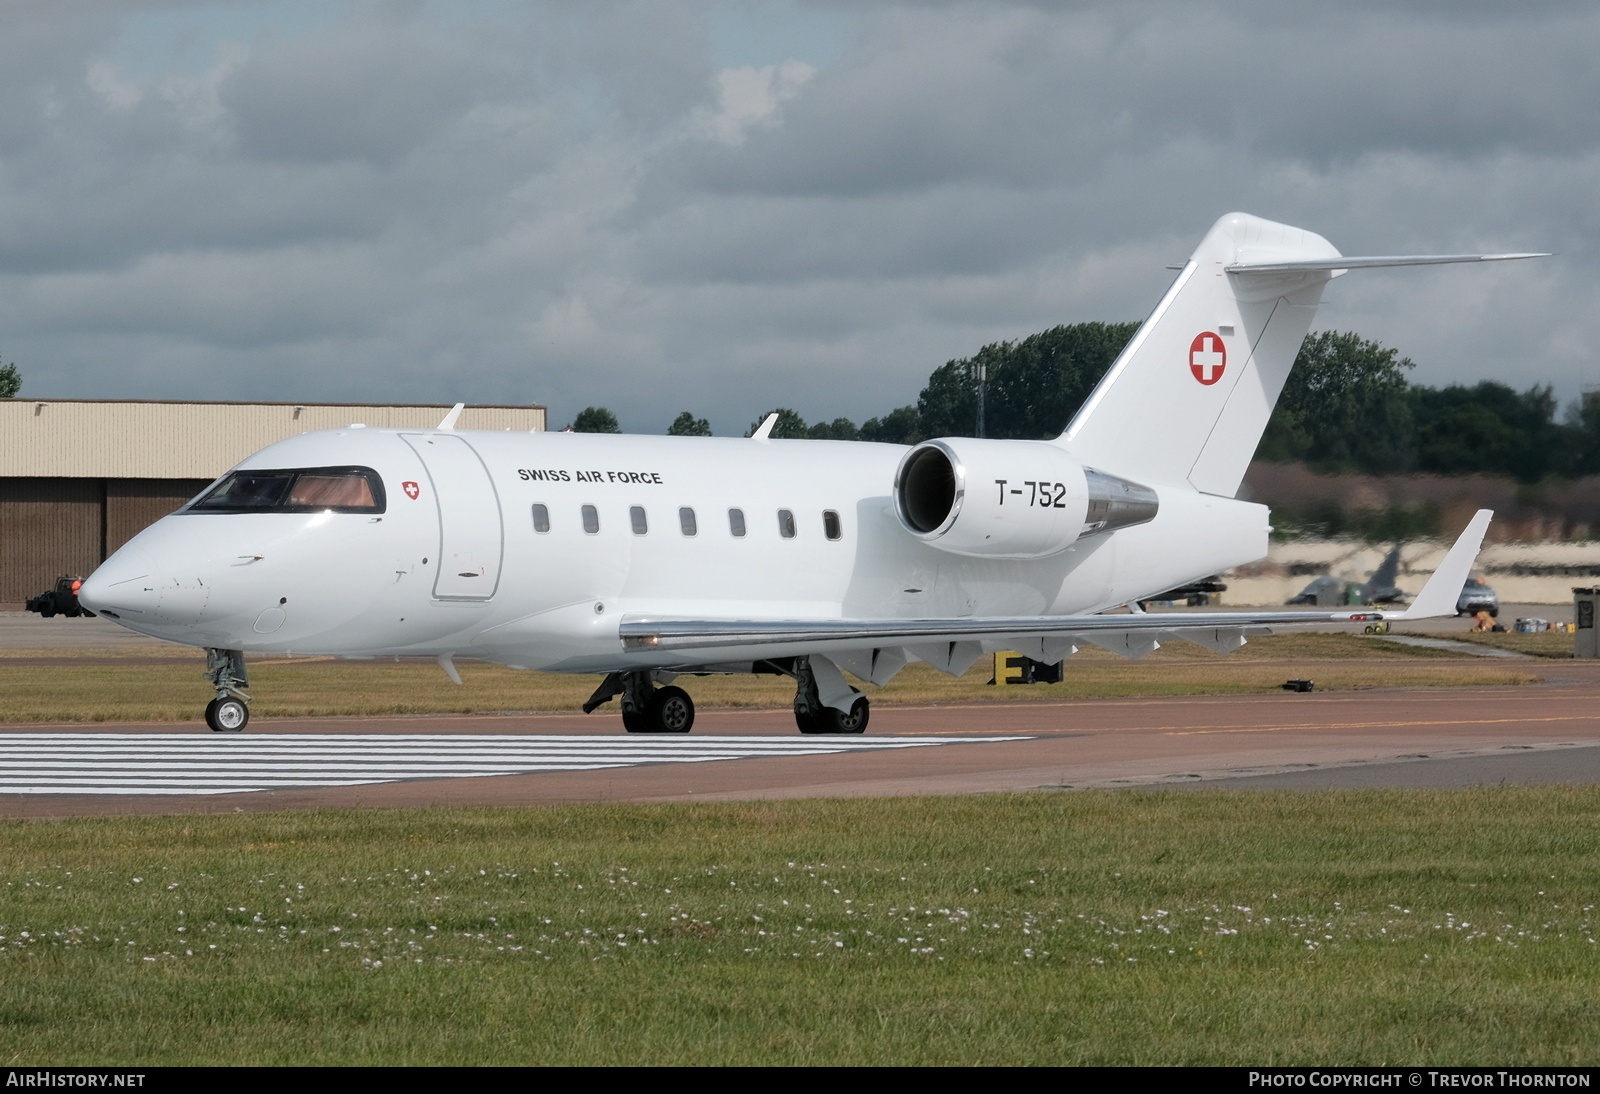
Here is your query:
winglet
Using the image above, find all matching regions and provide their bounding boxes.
[1392,510,1494,620]
[437,403,465,430]
[751,412,779,440]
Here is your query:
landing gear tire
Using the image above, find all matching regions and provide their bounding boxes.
[647,686,695,733]
[205,697,249,733]
[796,695,869,735]
[623,685,695,733]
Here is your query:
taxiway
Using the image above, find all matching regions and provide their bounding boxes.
[3,659,1598,817]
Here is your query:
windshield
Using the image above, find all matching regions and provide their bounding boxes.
[189,467,386,514]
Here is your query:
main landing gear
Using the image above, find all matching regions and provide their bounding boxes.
[203,647,251,733]
[584,671,696,733]
[582,658,870,736]
[791,656,869,735]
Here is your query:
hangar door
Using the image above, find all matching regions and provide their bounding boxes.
[401,434,504,601]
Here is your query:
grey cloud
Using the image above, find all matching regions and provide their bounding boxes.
[222,12,502,165]
[669,4,1600,200]
[631,187,1080,285]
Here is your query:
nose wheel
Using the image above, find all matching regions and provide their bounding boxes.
[203,647,252,733]
[205,696,250,733]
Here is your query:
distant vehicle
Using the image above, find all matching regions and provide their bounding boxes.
[1458,577,1499,617]
[24,575,93,619]
[1142,576,1227,608]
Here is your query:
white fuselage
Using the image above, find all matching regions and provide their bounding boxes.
[81,427,1269,673]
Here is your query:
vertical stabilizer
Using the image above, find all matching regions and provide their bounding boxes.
[1059,213,1339,497]
[1370,545,1402,590]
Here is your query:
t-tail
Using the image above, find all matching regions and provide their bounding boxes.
[1056,212,1547,498]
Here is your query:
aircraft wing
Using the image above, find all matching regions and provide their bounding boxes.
[621,511,1493,659]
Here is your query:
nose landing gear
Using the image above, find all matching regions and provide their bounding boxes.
[203,648,251,733]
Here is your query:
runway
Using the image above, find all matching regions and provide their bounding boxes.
[3,661,1600,816]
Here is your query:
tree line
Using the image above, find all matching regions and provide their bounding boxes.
[1256,332,1600,482]
[9,329,1584,485]
[570,324,1600,485]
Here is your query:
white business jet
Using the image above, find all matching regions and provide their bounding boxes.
[78,213,1543,734]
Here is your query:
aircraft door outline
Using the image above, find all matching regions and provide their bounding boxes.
[401,433,505,601]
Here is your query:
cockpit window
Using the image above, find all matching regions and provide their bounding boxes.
[189,467,386,514]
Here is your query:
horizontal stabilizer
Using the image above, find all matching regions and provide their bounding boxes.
[1228,253,1549,274]
[1059,214,1546,500]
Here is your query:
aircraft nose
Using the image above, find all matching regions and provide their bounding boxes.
[79,549,211,629]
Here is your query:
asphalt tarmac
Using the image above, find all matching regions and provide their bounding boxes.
[3,658,1599,817]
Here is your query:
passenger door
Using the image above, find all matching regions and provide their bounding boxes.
[401,433,504,601]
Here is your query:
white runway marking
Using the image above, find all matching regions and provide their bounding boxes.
[0,733,1027,796]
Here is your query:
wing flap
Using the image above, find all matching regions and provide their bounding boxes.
[619,610,1368,654]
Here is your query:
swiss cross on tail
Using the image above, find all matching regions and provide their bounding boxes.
[1189,332,1227,385]
[402,481,421,500]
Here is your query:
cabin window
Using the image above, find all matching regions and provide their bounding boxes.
[630,506,648,535]
[582,505,600,534]
[778,509,796,539]
[189,466,386,514]
[823,510,842,540]
[729,508,746,538]
[679,507,697,536]
[532,504,550,534]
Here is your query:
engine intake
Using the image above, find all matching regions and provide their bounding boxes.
[893,438,1157,558]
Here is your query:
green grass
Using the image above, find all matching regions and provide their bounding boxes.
[0,634,1540,723]
[1,792,1597,1065]
[1422,629,1577,658]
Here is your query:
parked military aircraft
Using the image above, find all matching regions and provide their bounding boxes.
[77,213,1540,733]
[1360,545,1409,605]
[1287,544,1409,607]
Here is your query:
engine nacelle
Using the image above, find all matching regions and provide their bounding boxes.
[893,438,1158,559]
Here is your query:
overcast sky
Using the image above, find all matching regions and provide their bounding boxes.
[1,1,1594,434]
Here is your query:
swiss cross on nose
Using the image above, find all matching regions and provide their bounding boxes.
[1189,332,1226,385]
[402,481,421,500]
